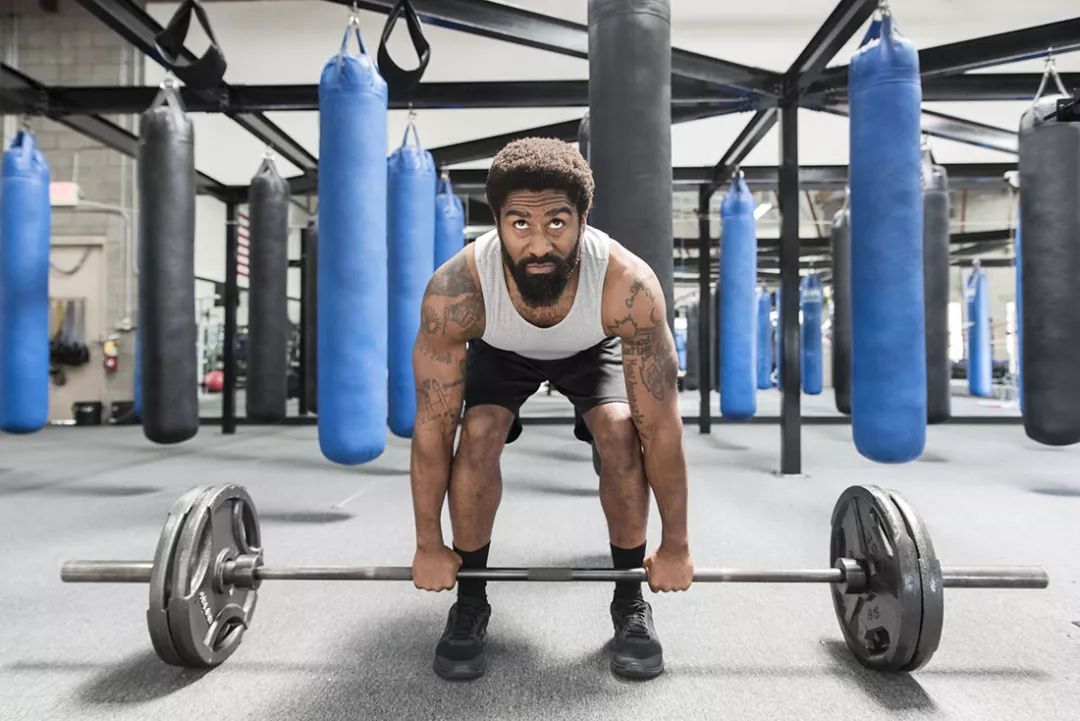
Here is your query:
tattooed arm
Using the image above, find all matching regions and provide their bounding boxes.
[411,248,485,571]
[602,248,690,587]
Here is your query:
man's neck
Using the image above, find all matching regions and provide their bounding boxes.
[503,264,581,329]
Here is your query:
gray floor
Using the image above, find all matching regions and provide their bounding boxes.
[1,416,1075,720]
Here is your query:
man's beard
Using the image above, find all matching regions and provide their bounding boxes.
[501,237,580,307]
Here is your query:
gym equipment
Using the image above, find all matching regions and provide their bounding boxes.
[0,129,50,433]
[774,287,783,387]
[62,483,1049,672]
[674,326,688,372]
[434,175,465,270]
[684,301,700,391]
[756,289,771,389]
[133,326,143,418]
[718,175,757,419]
[302,221,318,414]
[578,112,590,162]
[153,0,227,90]
[376,0,431,98]
[848,11,926,462]
[1014,213,1022,413]
[800,274,823,395]
[830,205,851,414]
[922,154,951,423]
[246,156,290,423]
[964,263,992,398]
[138,85,198,444]
[588,0,674,326]
[387,123,436,438]
[1019,92,1080,445]
[317,16,388,463]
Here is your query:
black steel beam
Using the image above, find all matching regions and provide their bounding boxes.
[709,108,779,190]
[696,184,714,435]
[808,17,1080,95]
[789,0,877,92]
[808,73,1080,104]
[818,104,1018,155]
[778,95,801,475]
[223,202,239,435]
[326,0,782,99]
[75,0,316,173]
[0,63,237,201]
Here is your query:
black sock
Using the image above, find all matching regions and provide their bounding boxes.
[454,542,490,604]
[610,542,646,602]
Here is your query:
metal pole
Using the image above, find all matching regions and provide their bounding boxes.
[697,184,713,434]
[778,92,802,474]
[223,202,239,435]
[297,225,309,416]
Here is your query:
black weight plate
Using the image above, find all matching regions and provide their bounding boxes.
[830,485,923,671]
[167,484,262,668]
[146,485,214,666]
[888,489,944,671]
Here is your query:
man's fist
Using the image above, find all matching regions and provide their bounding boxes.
[643,544,694,592]
[412,544,462,591]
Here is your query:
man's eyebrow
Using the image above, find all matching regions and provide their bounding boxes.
[505,208,531,218]
[545,206,573,217]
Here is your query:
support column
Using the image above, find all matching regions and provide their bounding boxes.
[778,96,801,474]
[223,202,239,435]
[697,184,713,434]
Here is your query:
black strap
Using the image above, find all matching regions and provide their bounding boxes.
[154,0,227,90]
[377,0,431,99]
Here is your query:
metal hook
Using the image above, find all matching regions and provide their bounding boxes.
[263,144,275,161]
[347,1,362,27]
[159,71,178,90]
[876,0,891,17]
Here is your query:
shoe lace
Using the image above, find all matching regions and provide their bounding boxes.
[618,599,651,639]
[448,602,485,641]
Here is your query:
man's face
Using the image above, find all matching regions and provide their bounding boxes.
[498,189,583,307]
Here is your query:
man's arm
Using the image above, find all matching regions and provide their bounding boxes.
[411,250,485,556]
[603,261,691,590]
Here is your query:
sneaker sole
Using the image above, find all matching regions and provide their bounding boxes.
[610,653,665,680]
[434,654,486,680]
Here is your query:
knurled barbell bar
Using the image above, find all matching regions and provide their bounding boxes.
[60,483,1049,672]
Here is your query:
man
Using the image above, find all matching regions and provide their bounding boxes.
[410,138,693,681]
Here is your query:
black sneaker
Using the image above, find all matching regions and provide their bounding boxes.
[434,598,491,680]
[609,597,664,679]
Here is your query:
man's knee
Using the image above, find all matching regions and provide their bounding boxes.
[588,404,643,475]
[456,406,514,467]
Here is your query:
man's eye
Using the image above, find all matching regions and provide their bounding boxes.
[513,220,529,230]
[549,218,566,230]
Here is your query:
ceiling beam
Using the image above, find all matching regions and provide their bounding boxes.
[789,0,878,93]
[817,104,1018,155]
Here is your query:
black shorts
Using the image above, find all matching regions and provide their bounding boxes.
[464,337,627,444]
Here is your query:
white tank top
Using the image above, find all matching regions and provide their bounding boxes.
[474,225,611,360]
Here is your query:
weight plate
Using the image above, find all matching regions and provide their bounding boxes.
[167,484,262,668]
[146,485,215,666]
[830,485,924,671]
[888,489,944,671]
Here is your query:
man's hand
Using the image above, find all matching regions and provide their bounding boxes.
[412,544,463,591]
[644,545,694,592]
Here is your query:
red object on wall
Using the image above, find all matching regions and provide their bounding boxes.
[204,370,224,393]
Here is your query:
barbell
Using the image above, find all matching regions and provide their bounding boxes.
[60,483,1048,672]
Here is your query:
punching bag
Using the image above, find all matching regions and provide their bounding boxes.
[246,156,290,423]
[774,287,783,388]
[318,25,388,463]
[134,326,143,418]
[965,264,992,398]
[718,176,757,419]
[578,112,591,163]
[1014,213,1022,413]
[848,12,926,462]
[831,205,851,414]
[138,86,198,444]
[387,125,436,438]
[922,154,951,423]
[434,175,464,270]
[1019,95,1080,444]
[801,273,823,395]
[684,301,700,391]
[302,220,318,414]
[589,0,674,326]
[0,130,50,433]
[756,289,772,389]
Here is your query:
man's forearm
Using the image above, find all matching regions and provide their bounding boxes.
[640,424,689,549]
[410,428,455,549]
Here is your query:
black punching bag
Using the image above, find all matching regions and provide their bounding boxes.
[922,153,951,424]
[302,219,318,414]
[588,0,673,325]
[831,204,851,415]
[246,157,290,422]
[1019,95,1080,445]
[138,86,197,444]
[578,112,590,163]
[684,301,700,391]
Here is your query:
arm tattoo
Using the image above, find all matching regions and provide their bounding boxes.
[422,253,485,340]
[416,377,461,428]
[608,276,678,413]
[416,339,452,365]
[427,254,477,297]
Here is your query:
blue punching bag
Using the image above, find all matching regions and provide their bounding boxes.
[966,263,992,398]
[387,125,436,438]
[756,288,772,389]
[774,287,782,388]
[849,11,926,462]
[718,175,757,419]
[434,175,465,270]
[317,24,388,464]
[801,274,824,395]
[1,130,50,433]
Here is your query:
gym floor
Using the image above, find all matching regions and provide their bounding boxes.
[1,401,1076,720]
